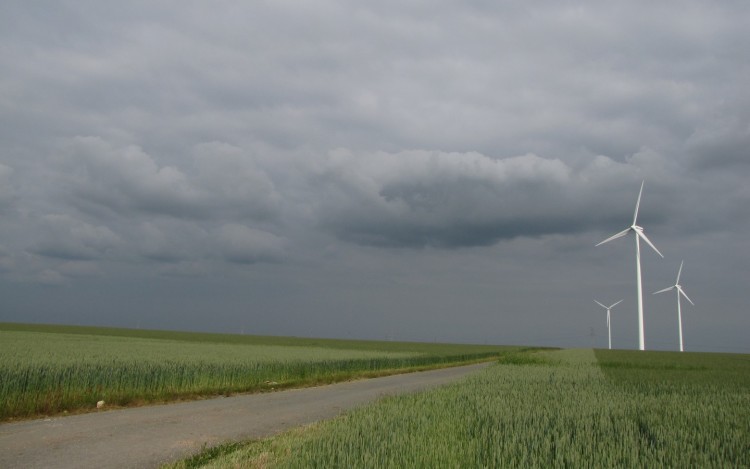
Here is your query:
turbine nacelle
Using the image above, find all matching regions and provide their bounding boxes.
[654,261,694,305]
[595,299,622,350]
[594,299,624,311]
[597,225,663,258]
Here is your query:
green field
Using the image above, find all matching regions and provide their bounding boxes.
[0,323,520,421]
[168,348,750,468]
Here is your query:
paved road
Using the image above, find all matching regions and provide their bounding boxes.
[0,362,490,469]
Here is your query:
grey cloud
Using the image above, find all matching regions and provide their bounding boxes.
[28,214,122,261]
[0,245,14,274]
[132,220,207,263]
[686,115,750,170]
[33,269,67,286]
[17,136,286,269]
[131,221,286,265]
[0,164,16,213]
[213,224,285,264]
[0,251,59,285]
[55,137,280,222]
[191,141,280,220]
[57,137,203,219]
[1,1,749,352]
[312,149,670,248]
[4,1,745,162]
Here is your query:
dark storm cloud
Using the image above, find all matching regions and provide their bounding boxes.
[312,150,574,247]
[308,148,699,248]
[0,1,748,351]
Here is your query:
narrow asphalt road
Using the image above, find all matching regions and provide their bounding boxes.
[0,362,491,469]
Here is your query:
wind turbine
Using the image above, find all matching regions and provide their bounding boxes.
[596,181,664,350]
[595,299,623,350]
[653,261,694,352]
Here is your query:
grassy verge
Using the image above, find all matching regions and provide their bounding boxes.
[168,348,749,468]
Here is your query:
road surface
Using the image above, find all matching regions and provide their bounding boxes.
[0,362,491,468]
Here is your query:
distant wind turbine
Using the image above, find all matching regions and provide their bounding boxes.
[654,261,694,352]
[596,181,664,351]
[595,299,623,350]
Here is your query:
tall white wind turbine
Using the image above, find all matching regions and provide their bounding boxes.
[596,181,664,351]
[595,299,623,350]
[653,261,694,352]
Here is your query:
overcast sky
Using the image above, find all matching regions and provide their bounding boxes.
[1,1,748,353]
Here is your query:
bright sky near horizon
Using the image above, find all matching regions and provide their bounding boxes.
[1,1,748,353]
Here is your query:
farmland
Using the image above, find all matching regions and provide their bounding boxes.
[0,323,519,421]
[168,348,750,468]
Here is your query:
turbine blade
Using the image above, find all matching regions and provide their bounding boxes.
[678,286,695,305]
[610,299,624,308]
[637,230,664,258]
[596,228,630,246]
[633,180,645,225]
[653,286,674,295]
[676,261,684,284]
[594,300,607,309]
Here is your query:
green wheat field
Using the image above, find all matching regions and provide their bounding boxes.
[0,322,518,421]
[1,323,747,467]
[167,348,750,468]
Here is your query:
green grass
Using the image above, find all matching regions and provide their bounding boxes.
[595,348,750,387]
[171,348,750,468]
[0,322,513,354]
[0,323,520,421]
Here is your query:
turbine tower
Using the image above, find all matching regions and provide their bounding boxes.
[596,181,663,350]
[595,299,623,350]
[654,261,694,352]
